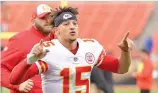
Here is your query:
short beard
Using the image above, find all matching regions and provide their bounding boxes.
[35,24,51,35]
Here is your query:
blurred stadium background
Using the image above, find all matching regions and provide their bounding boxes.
[1,0,158,93]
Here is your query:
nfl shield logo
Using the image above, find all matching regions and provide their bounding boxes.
[73,57,78,62]
[85,52,95,64]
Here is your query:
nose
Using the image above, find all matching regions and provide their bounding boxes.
[70,27,75,30]
[69,23,75,30]
[46,19,49,24]
[45,19,51,26]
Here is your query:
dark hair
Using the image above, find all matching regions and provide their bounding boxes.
[51,6,79,26]
[54,6,78,16]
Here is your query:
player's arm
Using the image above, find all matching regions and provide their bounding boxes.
[95,50,119,73]
[1,37,24,91]
[95,49,131,74]
[95,32,133,74]
[10,39,49,84]
[116,32,133,74]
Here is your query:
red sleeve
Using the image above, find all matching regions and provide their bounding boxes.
[96,54,119,73]
[1,36,24,90]
[10,59,39,85]
[1,66,20,91]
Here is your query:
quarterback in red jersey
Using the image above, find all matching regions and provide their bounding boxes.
[1,4,54,93]
[10,7,134,93]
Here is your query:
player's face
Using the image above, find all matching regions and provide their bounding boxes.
[34,13,54,35]
[58,20,78,42]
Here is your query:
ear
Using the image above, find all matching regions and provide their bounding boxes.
[32,18,38,25]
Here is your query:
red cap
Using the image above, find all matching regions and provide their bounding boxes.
[32,4,52,19]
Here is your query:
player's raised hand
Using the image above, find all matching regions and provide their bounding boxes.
[19,79,34,92]
[117,32,134,52]
[27,39,49,64]
[33,39,44,57]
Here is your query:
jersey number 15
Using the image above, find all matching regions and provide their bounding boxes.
[60,66,92,93]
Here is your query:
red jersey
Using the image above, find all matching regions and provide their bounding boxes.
[1,26,54,93]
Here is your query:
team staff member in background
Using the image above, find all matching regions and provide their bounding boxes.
[133,49,154,93]
[1,4,54,93]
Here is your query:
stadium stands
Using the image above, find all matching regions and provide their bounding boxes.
[153,30,158,53]
[1,2,154,56]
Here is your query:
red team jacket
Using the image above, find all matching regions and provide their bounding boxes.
[1,26,54,93]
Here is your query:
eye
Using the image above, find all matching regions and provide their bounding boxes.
[49,14,54,18]
[40,16,46,20]
[41,15,49,20]
[63,22,69,26]
[73,22,78,26]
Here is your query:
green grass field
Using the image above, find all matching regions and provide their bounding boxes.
[115,87,158,93]
[1,86,158,93]
[1,87,9,93]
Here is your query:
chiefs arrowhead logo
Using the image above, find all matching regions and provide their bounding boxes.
[85,52,95,64]
[63,14,72,20]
